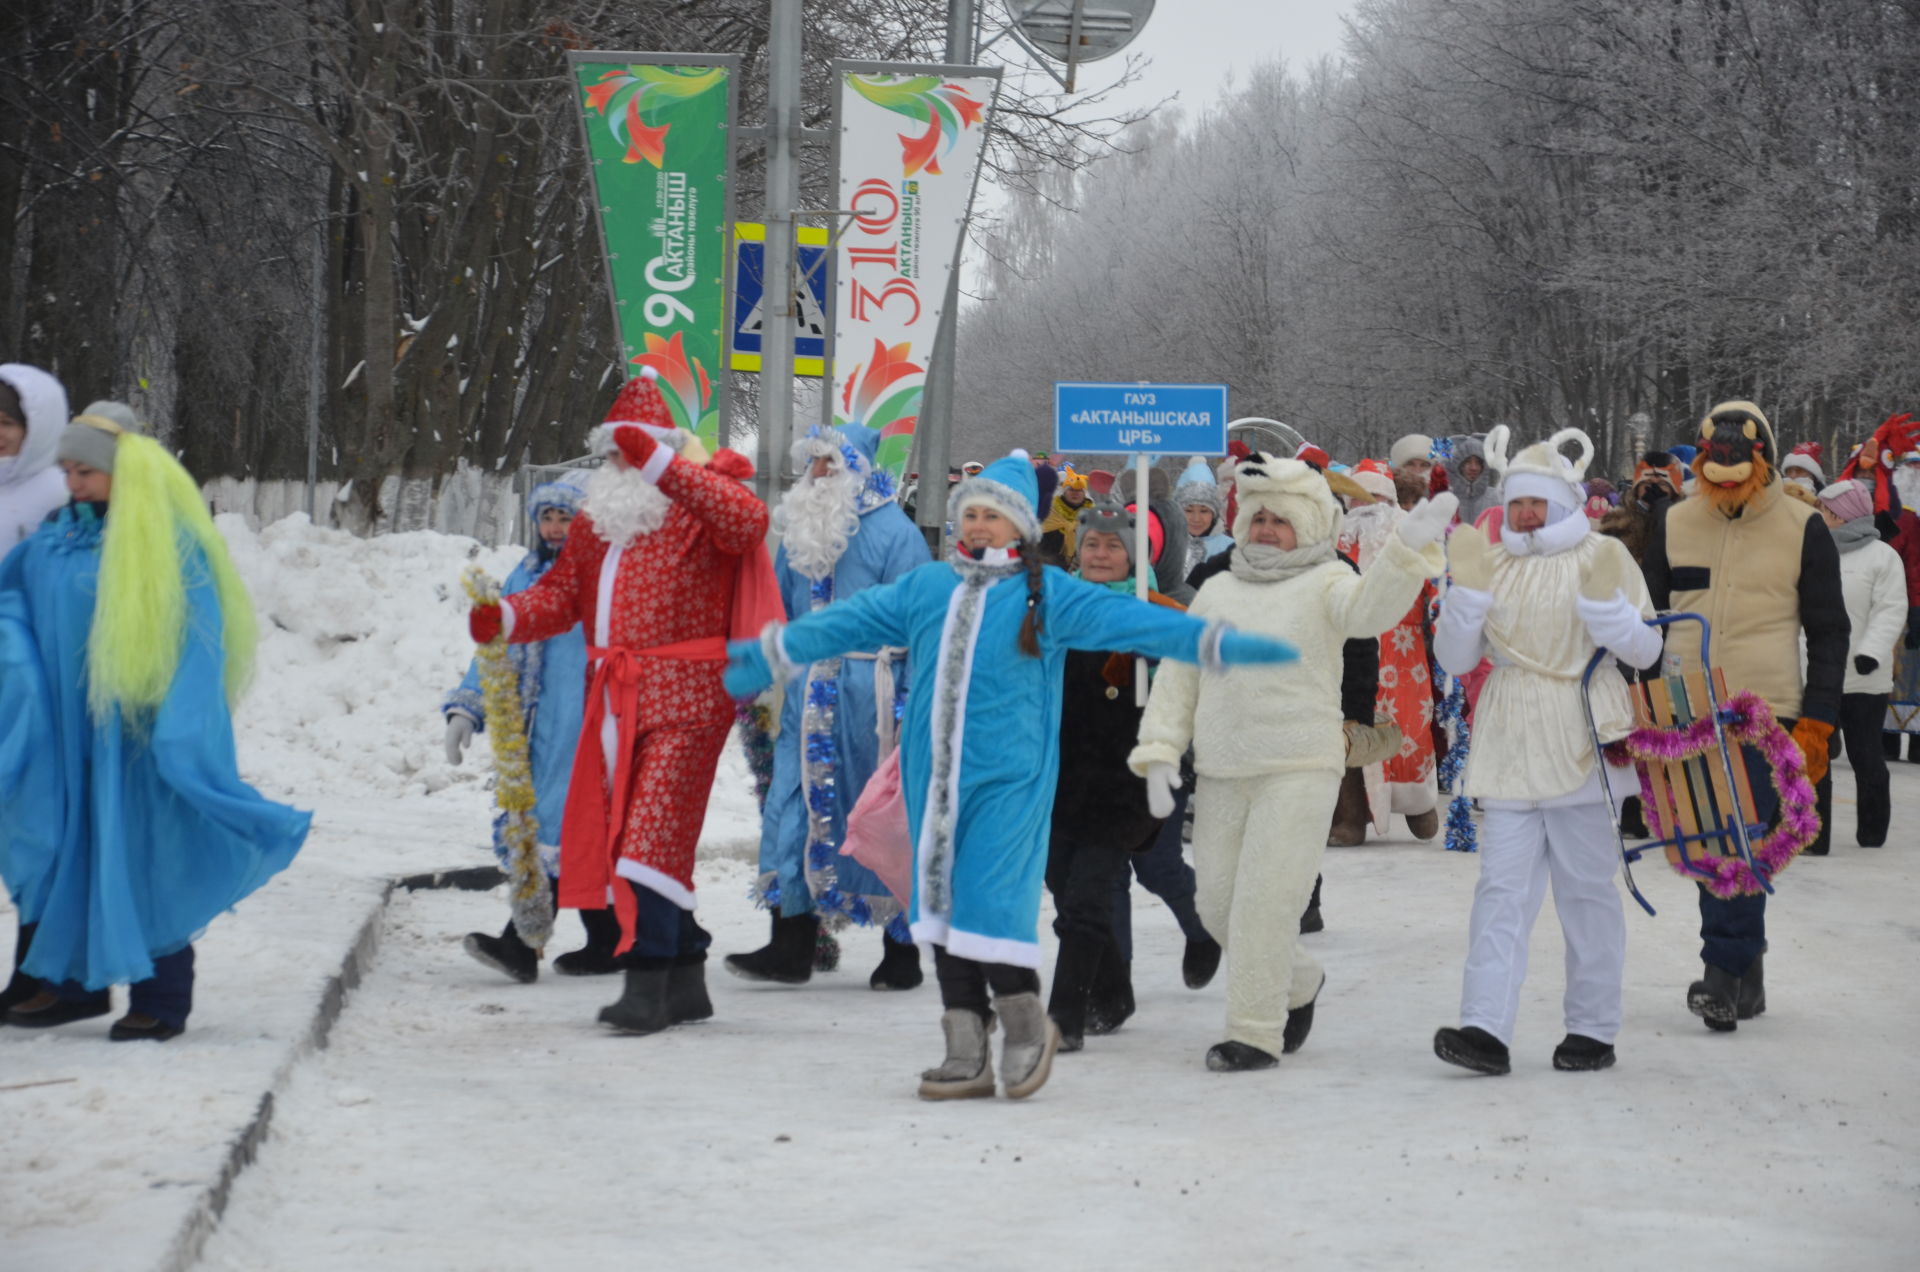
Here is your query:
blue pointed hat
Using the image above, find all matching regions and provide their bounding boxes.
[952,448,1041,540]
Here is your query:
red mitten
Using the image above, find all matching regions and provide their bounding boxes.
[611,423,660,474]
[1791,718,1834,786]
[470,603,503,645]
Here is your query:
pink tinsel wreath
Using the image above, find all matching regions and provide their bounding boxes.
[1613,691,1819,897]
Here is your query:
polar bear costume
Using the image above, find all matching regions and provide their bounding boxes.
[1131,455,1450,1065]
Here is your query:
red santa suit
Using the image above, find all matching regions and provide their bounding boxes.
[499,378,770,950]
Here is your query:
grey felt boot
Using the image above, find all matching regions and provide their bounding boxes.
[918,1008,996,1100]
[997,992,1062,1100]
[597,966,671,1035]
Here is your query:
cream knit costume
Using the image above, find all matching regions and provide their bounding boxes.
[1131,456,1447,1057]
[1433,427,1662,1048]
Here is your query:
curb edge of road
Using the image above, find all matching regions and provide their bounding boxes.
[156,865,507,1272]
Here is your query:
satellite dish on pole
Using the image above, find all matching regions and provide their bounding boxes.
[1011,1,1154,89]
[1228,417,1307,460]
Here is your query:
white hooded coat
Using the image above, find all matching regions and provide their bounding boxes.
[0,364,71,548]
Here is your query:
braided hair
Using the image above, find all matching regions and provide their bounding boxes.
[1017,540,1045,657]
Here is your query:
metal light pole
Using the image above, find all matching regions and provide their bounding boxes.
[756,0,804,506]
[912,0,976,546]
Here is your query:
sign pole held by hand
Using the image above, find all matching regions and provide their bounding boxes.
[1052,380,1230,708]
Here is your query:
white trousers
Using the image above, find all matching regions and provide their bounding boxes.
[1459,774,1626,1046]
[1193,770,1335,1056]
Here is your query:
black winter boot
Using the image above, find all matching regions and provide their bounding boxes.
[6,988,112,1028]
[667,959,713,1024]
[1552,1033,1616,1071]
[1182,936,1222,990]
[869,934,924,991]
[723,913,818,984]
[109,1013,186,1043]
[1047,934,1105,1054]
[1206,1040,1279,1072]
[598,966,672,1034]
[1687,964,1741,1032]
[553,908,623,976]
[1433,1025,1510,1075]
[1299,875,1325,935]
[1735,953,1765,1021]
[1084,947,1135,1036]
[1,920,42,1017]
[463,920,539,984]
[1282,974,1325,1055]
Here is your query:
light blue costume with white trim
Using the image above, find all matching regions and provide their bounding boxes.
[0,505,310,990]
[756,453,1267,969]
[758,424,929,929]
[444,475,589,875]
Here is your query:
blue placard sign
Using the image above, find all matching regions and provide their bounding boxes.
[1054,382,1229,455]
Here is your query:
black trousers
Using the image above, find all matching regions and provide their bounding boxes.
[1046,821,1156,1035]
[1814,693,1892,851]
[932,945,1039,1022]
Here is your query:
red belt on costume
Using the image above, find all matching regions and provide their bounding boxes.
[557,636,729,952]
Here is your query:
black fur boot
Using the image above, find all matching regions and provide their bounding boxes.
[1299,875,1325,935]
[667,958,713,1024]
[1282,974,1324,1054]
[1206,1040,1279,1072]
[598,965,672,1034]
[1552,1033,1616,1071]
[724,913,818,984]
[869,934,924,991]
[554,908,623,976]
[463,921,538,984]
[1736,953,1765,1021]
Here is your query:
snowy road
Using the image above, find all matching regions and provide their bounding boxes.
[171,772,1920,1271]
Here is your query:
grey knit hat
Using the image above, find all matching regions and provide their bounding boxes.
[57,400,140,472]
[1074,496,1137,565]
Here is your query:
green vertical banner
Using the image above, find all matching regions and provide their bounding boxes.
[568,52,739,447]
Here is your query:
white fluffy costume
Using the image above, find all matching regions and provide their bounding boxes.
[1130,455,1450,1061]
[0,364,71,547]
[1431,427,1662,1058]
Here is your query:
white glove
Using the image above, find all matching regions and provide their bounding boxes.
[1144,762,1183,820]
[1397,492,1460,548]
[1577,590,1662,669]
[444,714,475,765]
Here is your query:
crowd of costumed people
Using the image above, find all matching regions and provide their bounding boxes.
[3,362,1915,1098]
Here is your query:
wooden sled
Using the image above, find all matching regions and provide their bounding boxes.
[1581,613,1771,917]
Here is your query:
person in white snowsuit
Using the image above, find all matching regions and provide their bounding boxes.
[1430,427,1663,1075]
[1130,455,1453,1071]
[0,364,71,550]
[1806,478,1907,852]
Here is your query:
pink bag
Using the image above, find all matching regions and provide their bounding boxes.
[840,748,913,908]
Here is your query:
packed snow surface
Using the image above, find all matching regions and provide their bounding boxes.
[2,516,1917,1271]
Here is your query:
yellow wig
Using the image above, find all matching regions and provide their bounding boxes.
[88,430,258,722]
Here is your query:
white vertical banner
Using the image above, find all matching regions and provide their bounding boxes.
[825,62,1002,476]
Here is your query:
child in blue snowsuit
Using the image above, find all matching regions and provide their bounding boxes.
[444,474,597,982]
[724,451,1298,1102]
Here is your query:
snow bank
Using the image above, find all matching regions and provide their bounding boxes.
[220,513,763,859]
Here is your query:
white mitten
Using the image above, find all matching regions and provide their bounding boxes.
[1397,492,1461,548]
[1577,590,1661,668]
[1144,762,1184,820]
[1446,523,1495,592]
[444,714,475,765]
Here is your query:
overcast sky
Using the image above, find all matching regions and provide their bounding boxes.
[1025,0,1359,124]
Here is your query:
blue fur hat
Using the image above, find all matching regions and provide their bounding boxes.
[952,449,1041,541]
[528,470,589,523]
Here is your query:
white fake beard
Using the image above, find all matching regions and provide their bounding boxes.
[775,461,864,581]
[583,462,671,548]
[1895,467,1920,513]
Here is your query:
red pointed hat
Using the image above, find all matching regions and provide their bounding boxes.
[605,367,672,430]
